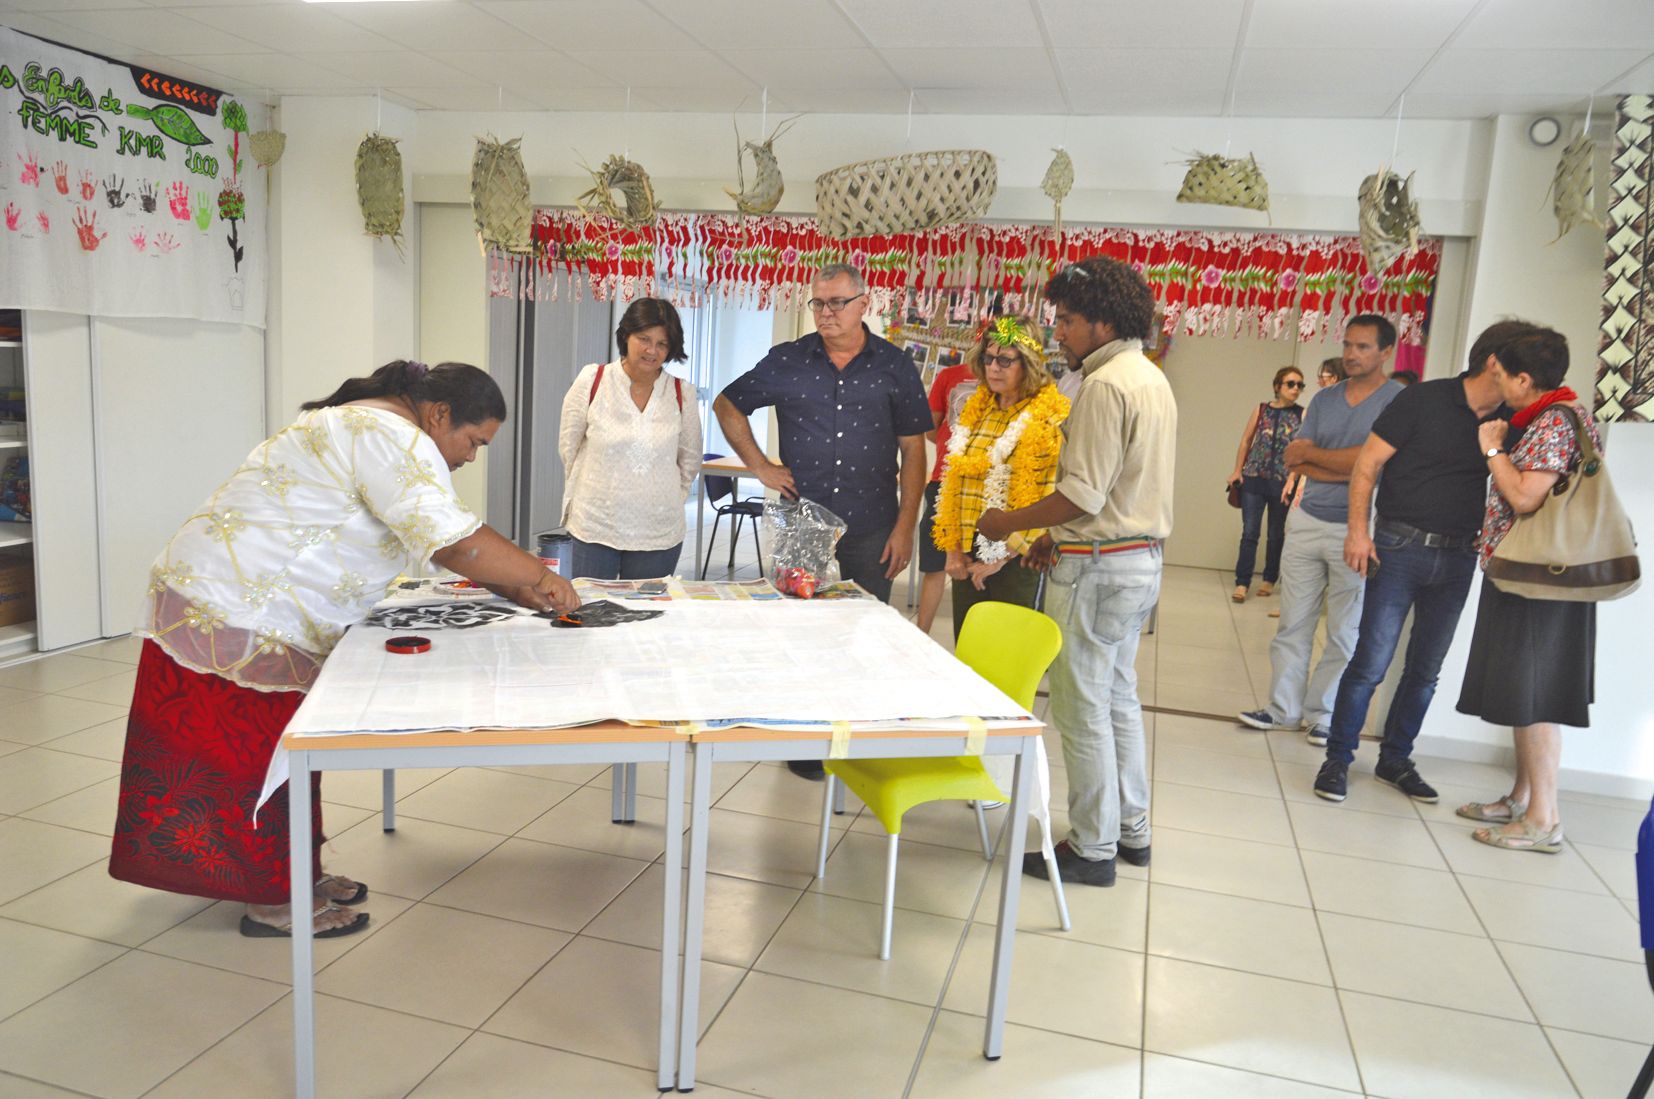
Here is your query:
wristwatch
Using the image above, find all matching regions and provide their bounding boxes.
[1484,447,1505,459]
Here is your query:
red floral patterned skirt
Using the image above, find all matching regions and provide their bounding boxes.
[109,640,325,905]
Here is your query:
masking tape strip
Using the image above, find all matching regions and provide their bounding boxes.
[963,715,987,756]
[828,719,852,760]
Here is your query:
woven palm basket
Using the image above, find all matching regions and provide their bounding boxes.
[576,155,659,229]
[472,135,532,253]
[1549,133,1603,240]
[249,130,285,170]
[1357,167,1420,276]
[355,133,404,247]
[814,149,997,239]
[1176,152,1269,216]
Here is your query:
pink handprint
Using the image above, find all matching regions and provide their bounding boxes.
[51,161,68,196]
[78,170,95,202]
[153,231,179,254]
[166,181,191,221]
[37,211,50,234]
[17,153,39,187]
[4,204,18,231]
[130,228,147,252]
[73,206,105,252]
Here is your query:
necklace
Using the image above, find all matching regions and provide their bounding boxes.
[935,385,1069,563]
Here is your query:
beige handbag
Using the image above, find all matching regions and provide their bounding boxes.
[1487,405,1640,602]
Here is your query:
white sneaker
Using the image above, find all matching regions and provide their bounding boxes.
[1307,727,1329,747]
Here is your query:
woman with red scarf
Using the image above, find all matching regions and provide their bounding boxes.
[1454,328,1600,853]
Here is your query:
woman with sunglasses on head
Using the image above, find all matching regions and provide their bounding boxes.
[932,315,1069,641]
[1228,366,1306,603]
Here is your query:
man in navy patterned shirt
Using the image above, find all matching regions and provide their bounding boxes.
[716,263,932,779]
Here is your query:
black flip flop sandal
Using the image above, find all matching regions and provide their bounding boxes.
[239,906,370,939]
[316,875,370,906]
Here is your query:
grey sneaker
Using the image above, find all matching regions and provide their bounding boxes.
[1238,709,1295,732]
[1306,727,1329,747]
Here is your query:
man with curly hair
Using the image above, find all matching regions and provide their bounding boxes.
[977,256,1176,887]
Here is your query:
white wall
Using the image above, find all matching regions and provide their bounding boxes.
[418,202,489,513]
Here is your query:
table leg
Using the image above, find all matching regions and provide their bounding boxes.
[984,736,1034,1060]
[625,761,638,822]
[676,743,715,1091]
[694,477,706,577]
[658,741,686,1091]
[611,763,626,823]
[290,751,316,1099]
[381,769,396,832]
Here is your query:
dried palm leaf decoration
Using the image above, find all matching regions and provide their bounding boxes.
[355,132,404,254]
[1041,147,1074,234]
[576,154,659,229]
[471,135,532,253]
[1547,132,1603,241]
[1176,152,1270,218]
[249,129,285,170]
[726,114,801,217]
[1357,167,1420,276]
[815,149,997,240]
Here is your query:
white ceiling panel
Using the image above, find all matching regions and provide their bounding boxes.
[1244,0,1479,50]
[1455,0,1654,50]
[1232,89,1412,118]
[178,5,400,54]
[914,87,1067,115]
[575,48,755,91]
[1609,57,1654,95]
[328,3,542,53]
[720,48,902,92]
[1413,48,1651,96]
[44,7,269,57]
[1036,0,1246,49]
[1238,48,1432,95]
[765,88,923,114]
[1055,48,1233,92]
[183,51,370,91]
[6,0,150,11]
[1401,91,1591,119]
[3,12,151,60]
[430,50,618,90]
[1066,85,1229,116]
[882,48,1059,93]
[834,0,1045,49]
[301,50,478,88]
[388,84,547,111]
[655,0,867,51]
[475,0,702,52]
[597,86,747,113]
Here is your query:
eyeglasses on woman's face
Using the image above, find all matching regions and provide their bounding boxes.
[1280,379,1305,390]
[982,352,1023,369]
[806,293,866,314]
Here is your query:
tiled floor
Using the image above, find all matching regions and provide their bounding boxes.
[1,553,1650,1098]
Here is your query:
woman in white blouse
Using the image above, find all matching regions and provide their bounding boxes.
[559,298,703,579]
[110,360,579,941]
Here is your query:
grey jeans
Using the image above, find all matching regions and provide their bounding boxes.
[1044,546,1161,861]
[1268,508,1366,730]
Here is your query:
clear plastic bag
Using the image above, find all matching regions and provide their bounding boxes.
[762,496,846,598]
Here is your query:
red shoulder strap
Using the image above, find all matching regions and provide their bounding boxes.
[674,376,683,412]
[588,362,605,404]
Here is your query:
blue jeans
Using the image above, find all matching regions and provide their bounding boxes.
[1325,520,1477,767]
[835,524,895,604]
[1234,476,1287,587]
[570,538,683,580]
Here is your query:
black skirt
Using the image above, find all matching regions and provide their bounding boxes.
[1456,575,1595,728]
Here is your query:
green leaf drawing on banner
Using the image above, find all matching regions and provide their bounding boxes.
[125,103,212,147]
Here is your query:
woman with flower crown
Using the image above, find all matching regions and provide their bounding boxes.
[932,315,1070,641]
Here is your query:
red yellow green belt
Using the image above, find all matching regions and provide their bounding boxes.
[1053,537,1160,556]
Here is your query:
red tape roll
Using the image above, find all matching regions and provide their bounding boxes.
[385,635,432,654]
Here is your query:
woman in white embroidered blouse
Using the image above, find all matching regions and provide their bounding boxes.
[110,360,579,941]
[559,298,703,579]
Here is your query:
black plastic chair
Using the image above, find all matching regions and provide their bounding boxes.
[699,451,765,579]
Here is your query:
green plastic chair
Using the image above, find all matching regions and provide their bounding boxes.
[816,601,1068,960]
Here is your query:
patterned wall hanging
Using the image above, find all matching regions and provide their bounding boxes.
[471,135,532,253]
[726,116,799,217]
[496,209,1440,345]
[1356,167,1421,276]
[1548,131,1603,242]
[575,154,658,230]
[1176,152,1270,220]
[1597,94,1653,422]
[354,132,404,254]
[815,149,997,239]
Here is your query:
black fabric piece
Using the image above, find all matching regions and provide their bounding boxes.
[546,599,664,628]
[365,603,518,631]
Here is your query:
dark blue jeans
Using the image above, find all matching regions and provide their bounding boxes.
[1234,475,1288,587]
[570,537,683,580]
[1326,520,1477,767]
[835,523,895,604]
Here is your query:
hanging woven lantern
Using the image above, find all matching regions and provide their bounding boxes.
[1357,167,1420,276]
[576,154,658,229]
[1548,132,1603,241]
[355,132,404,252]
[471,135,532,253]
[1041,147,1074,229]
[249,129,286,170]
[815,149,996,240]
[1176,152,1270,217]
[726,115,800,217]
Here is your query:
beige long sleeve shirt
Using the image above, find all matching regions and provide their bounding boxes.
[1049,338,1177,544]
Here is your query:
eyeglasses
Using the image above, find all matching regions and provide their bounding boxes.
[1281,380,1305,389]
[982,352,1022,369]
[806,294,865,314]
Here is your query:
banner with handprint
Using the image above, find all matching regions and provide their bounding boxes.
[0,27,265,327]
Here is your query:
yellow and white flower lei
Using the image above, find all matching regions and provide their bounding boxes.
[936,384,1067,563]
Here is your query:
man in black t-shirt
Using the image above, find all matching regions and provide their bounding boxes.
[1312,321,1534,804]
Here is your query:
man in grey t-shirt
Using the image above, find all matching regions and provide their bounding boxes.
[1239,316,1403,743]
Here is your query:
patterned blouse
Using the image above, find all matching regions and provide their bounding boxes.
[139,405,481,691]
[936,385,1069,558]
[1241,402,1303,481]
[1478,403,1603,570]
